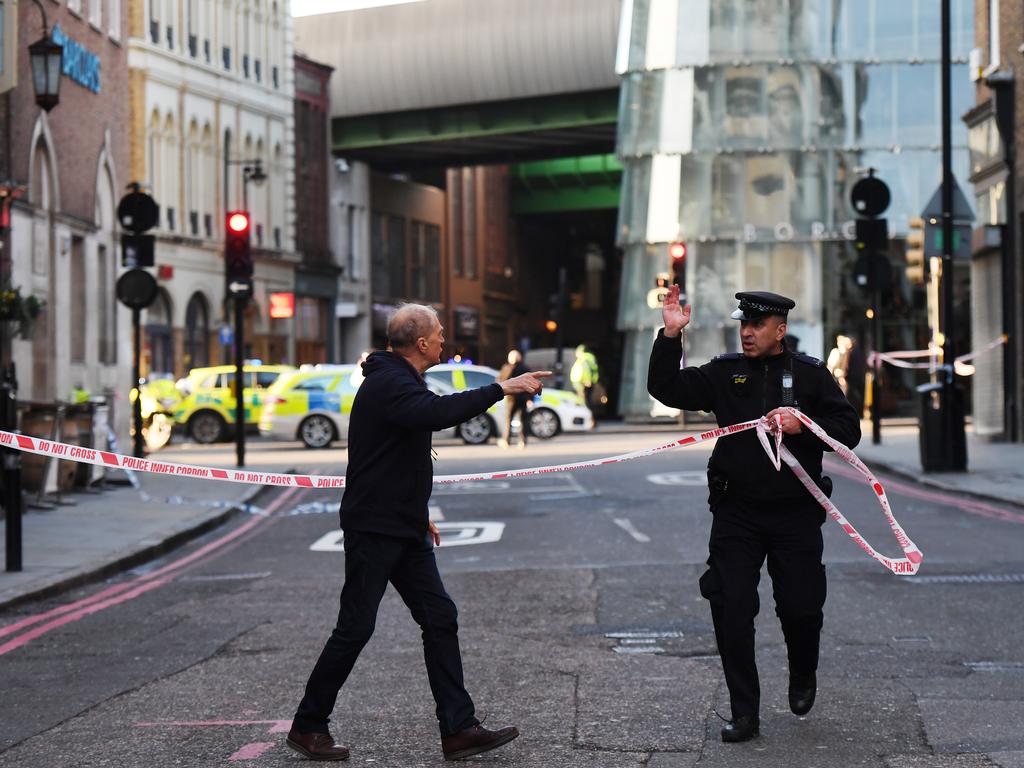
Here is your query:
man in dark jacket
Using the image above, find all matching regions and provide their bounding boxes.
[288,303,550,762]
[648,286,860,744]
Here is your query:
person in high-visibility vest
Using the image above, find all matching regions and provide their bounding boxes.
[569,345,599,410]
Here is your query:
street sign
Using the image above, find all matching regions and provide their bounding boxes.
[850,175,891,218]
[227,279,253,297]
[115,268,158,310]
[925,223,972,259]
[922,176,974,223]
[117,190,159,233]
[219,324,233,346]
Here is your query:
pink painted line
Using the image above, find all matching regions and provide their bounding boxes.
[0,579,169,656]
[229,742,276,761]
[134,719,291,733]
[826,460,1024,524]
[0,486,303,654]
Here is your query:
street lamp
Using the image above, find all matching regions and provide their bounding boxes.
[241,160,267,212]
[28,0,63,112]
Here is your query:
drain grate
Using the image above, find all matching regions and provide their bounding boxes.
[905,573,1024,584]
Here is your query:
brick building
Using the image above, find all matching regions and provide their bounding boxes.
[5,0,131,435]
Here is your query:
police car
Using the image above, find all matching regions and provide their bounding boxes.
[424,363,593,442]
[173,363,294,444]
[258,362,592,448]
[258,366,360,449]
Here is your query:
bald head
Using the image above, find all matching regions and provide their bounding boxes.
[387,303,439,350]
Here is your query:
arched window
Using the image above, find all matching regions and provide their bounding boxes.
[201,123,215,237]
[184,292,210,369]
[162,113,179,231]
[96,159,118,364]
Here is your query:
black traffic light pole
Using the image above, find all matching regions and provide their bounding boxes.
[869,258,882,445]
[234,296,245,469]
[132,308,144,458]
[940,0,966,469]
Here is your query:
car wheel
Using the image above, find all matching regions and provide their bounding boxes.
[143,413,174,451]
[189,411,226,444]
[529,407,560,439]
[299,414,336,449]
[458,414,493,445]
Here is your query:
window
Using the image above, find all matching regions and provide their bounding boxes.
[988,0,999,68]
[463,370,496,389]
[294,375,335,391]
[89,0,103,28]
[97,244,115,364]
[70,237,86,362]
[424,370,453,389]
[108,0,122,39]
[256,371,281,388]
[184,293,209,369]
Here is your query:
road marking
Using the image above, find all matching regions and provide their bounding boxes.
[310,521,505,552]
[229,742,275,761]
[0,486,306,656]
[647,471,706,486]
[612,517,651,543]
[180,572,272,582]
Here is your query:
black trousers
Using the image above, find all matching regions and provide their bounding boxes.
[504,397,529,445]
[698,494,826,719]
[293,530,478,737]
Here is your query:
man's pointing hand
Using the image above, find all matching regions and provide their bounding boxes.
[500,371,552,396]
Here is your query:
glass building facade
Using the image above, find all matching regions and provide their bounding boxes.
[615,0,975,416]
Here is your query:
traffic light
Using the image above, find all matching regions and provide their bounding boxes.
[905,216,926,285]
[669,241,686,287]
[855,218,888,253]
[225,211,252,282]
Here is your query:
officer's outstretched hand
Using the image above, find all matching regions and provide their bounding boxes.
[500,371,552,396]
[662,284,692,338]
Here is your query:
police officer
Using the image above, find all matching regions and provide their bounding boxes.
[647,286,860,743]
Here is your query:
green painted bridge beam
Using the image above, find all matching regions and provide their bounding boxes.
[331,88,619,152]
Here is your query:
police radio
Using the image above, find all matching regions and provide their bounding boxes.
[781,371,796,407]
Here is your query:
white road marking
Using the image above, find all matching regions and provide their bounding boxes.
[646,471,707,486]
[310,521,505,552]
[612,517,651,543]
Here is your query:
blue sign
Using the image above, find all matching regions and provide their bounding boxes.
[52,24,101,94]
[219,324,233,346]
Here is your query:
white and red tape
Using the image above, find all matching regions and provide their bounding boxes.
[0,409,923,575]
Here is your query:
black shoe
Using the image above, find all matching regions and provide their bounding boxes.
[441,724,520,761]
[721,714,759,743]
[789,671,816,716]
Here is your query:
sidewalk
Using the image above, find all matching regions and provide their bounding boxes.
[0,459,270,610]
[3,421,1024,612]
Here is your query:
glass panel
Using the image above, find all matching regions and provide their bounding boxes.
[838,0,872,59]
[294,376,334,391]
[875,0,916,58]
[424,370,453,388]
[617,157,651,245]
[856,64,894,147]
[679,155,711,238]
[256,371,280,388]
[711,155,743,235]
[895,65,938,146]
[818,67,846,147]
[767,66,808,148]
[723,66,767,148]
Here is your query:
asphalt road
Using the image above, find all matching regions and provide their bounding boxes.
[2,431,1024,768]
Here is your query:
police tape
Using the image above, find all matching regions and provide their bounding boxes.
[867,335,1007,371]
[0,411,922,576]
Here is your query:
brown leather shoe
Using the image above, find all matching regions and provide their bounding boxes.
[286,728,350,761]
[441,724,520,761]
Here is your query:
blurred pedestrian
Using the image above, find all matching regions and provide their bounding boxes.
[648,288,860,744]
[287,303,549,762]
[570,345,600,410]
[497,349,530,449]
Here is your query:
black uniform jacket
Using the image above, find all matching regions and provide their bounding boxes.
[648,330,861,501]
[340,351,504,539]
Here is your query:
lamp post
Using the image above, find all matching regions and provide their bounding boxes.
[28,0,64,112]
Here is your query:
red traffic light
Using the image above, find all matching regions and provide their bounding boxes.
[227,212,250,234]
[669,242,687,260]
